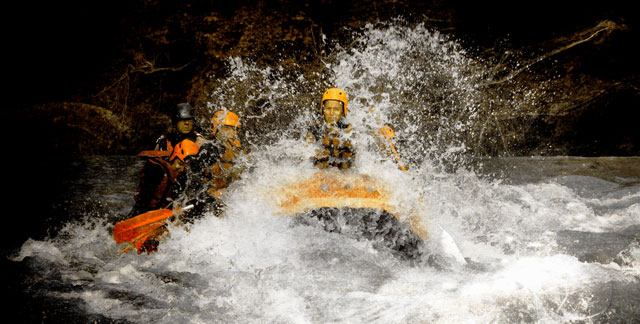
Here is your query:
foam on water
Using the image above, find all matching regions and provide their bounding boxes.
[12,22,640,323]
[13,155,640,323]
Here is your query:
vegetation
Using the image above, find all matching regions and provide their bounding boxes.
[5,0,638,156]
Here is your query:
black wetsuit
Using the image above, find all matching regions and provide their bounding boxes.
[180,141,224,220]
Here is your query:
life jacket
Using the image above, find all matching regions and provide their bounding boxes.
[309,121,355,170]
[155,131,203,152]
[132,157,179,213]
[201,139,244,196]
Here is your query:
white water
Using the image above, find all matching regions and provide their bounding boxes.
[12,23,640,323]
[13,154,640,323]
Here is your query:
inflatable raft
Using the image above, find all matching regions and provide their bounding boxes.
[273,170,429,259]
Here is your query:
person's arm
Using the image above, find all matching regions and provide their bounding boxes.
[195,136,205,147]
[377,125,408,172]
[154,135,167,151]
[304,130,316,144]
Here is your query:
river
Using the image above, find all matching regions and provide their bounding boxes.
[4,154,639,323]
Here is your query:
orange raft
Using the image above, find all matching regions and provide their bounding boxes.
[274,170,428,239]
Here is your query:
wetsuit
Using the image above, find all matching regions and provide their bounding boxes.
[185,138,245,217]
[181,141,226,218]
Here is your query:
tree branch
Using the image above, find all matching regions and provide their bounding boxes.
[481,20,625,86]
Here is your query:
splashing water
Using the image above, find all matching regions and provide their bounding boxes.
[10,23,640,323]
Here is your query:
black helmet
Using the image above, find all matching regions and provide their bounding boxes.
[174,103,195,121]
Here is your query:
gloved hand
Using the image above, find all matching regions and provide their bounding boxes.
[181,191,220,223]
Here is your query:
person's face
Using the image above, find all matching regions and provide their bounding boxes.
[171,158,186,175]
[176,119,194,135]
[323,100,343,124]
[215,125,238,142]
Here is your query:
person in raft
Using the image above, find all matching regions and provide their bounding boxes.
[185,110,246,218]
[154,102,204,152]
[305,88,408,171]
[305,88,356,170]
[129,139,200,217]
[128,139,200,253]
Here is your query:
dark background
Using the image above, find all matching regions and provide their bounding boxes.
[5,1,638,107]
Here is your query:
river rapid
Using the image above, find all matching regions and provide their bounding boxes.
[9,154,640,323]
[6,23,640,323]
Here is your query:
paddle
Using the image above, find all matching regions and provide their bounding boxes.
[113,205,193,254]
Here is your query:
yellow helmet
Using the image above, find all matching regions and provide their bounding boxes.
[321,88,348,117]
[211,110,240,135]
[170,139,199,162]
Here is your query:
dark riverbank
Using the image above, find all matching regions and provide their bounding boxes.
[4,1,639,157]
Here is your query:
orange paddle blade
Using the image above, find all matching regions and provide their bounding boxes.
[113,209,174,244]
